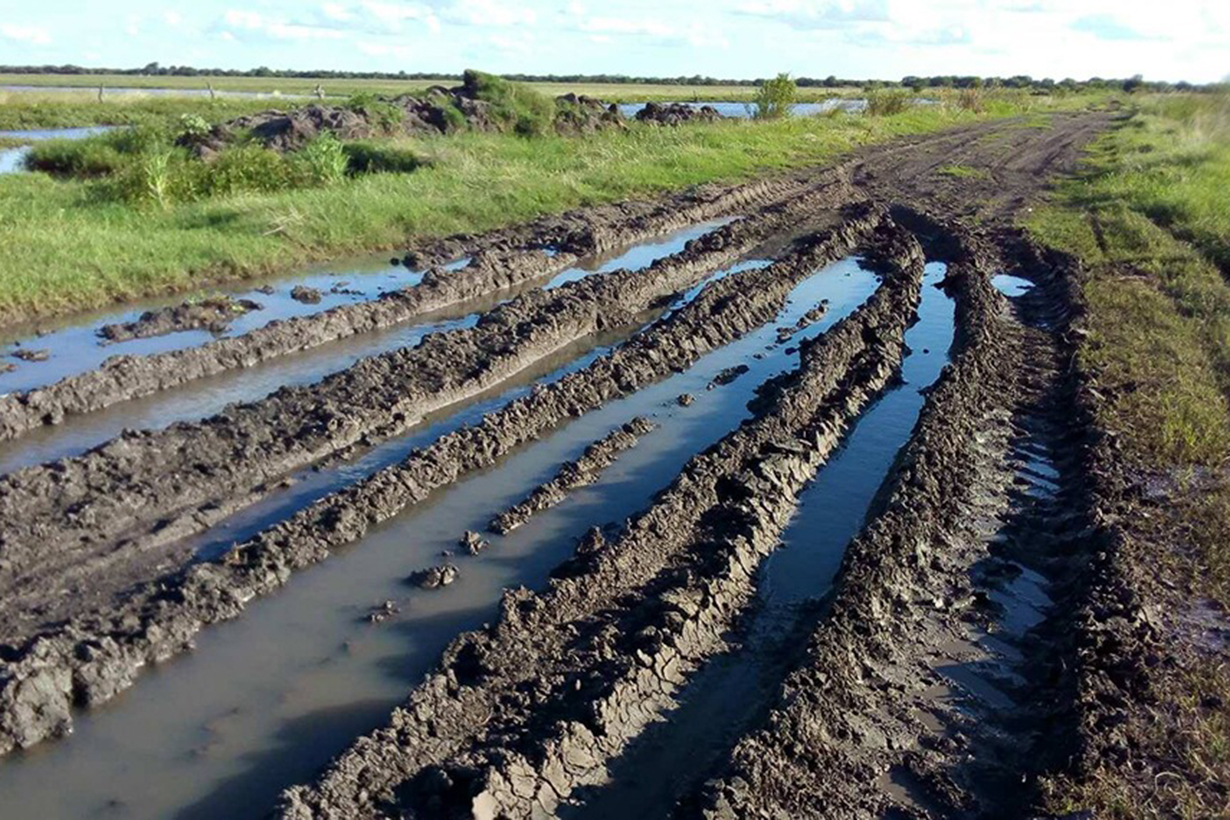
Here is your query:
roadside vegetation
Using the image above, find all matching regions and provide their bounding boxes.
[1026,92,1230,819]
[751,73,797,120]
[0,92,297,131]
[0,85,1104,322]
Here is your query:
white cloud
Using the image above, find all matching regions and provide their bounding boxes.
[0,23,51,45]
[218,9,346,40]
[164,11,184,27]
[443,0,537,27]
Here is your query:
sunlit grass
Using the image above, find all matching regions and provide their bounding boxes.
[0,102,1046,322]
[1026,91,1230,820]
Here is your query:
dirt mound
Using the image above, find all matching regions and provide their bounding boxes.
[554,93,627,135]
[97,296,262,343]
[187,79,628,156]
[636,102,725,126]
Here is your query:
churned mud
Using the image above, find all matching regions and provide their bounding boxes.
[0,112,1124,819]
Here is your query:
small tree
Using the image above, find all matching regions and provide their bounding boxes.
[752,73,797,120]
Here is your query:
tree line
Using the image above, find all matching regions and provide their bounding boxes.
[0,64,1220,93]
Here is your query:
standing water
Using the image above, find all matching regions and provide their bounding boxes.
[0,220,731,472]
[0,126,117,174]
[0,257,880,820]
[566,262,957,818]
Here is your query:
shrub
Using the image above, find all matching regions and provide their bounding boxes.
[956,87,985,113]
[462,69,555,137]
[24,137,125,176]
[343,141,423,174]
[292,134,349,186]
[752,73,797,120]
[865,89,911,116]
[177,113,211,141]
[210,145,292,195]
[440,102,467,133]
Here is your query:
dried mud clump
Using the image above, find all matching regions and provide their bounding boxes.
[289,286,322,305]
[636,102,725,126]
[97,296,263,343]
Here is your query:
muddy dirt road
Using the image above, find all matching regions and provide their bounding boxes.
[0,112,1117,819]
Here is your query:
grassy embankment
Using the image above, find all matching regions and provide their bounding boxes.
[1026,94,1230,818]
[0,79,1103,324]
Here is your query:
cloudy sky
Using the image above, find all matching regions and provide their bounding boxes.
[1,0,1226,83]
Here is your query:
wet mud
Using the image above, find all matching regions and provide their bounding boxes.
[0,112,1126,820]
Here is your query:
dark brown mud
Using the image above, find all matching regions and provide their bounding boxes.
[0,206,880,757]
[0,113,1120,814]
[690,226,1075,819]
[0,171,826,443]
[0,177,858,635]
[489,417,656,535]
[274,220,926,819]
[96,295,264,343]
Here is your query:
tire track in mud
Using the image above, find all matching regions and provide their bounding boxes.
[691,226,1094,820]
[489,417,656,535]
[0,113,1116,808]
[0,172,831,442]
[0,176,856,633]
[272,222,926,819]
[0,206,881,758]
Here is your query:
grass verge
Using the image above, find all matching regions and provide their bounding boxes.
[1025,93,1230,819]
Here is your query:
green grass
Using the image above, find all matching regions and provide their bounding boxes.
[0,92,300,130]
[938,164,991,179]
[1025,92,1230,819]
[0,101,1070,324]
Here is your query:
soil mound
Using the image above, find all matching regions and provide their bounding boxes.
[636,102,725,126]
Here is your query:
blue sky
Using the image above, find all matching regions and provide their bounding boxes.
[1,0,1226,83]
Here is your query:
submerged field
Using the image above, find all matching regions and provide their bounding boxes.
[0,79,1224,820]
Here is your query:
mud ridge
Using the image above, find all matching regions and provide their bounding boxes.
[0,206,883,757]
[0,168,836,443]
[0,175,858,631]
[489,416,656,536]
[691,222,1088,819]
[95,295,264,344]
[271,220,925,819]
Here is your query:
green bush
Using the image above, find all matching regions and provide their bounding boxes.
[865,89,911,116]
[203,145,293,197]
[753,73,797,120]
[24,137,126,176]
[462,69,555,137]
[292,134,349,185]
[343,140,423,174]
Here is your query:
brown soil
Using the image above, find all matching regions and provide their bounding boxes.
[3,112,1170,820]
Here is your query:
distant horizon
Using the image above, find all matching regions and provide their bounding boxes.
[0,63,1221,89]
[2,1,1227,85]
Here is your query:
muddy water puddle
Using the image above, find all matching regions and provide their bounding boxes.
[0,220,729,398]
[0,257,879,820]
[566,262,957,818]
[616,100,868,118]
[0,126,117,174]
[0,220,730,473]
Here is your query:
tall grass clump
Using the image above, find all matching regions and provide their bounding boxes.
[343,140,423,174]
[752,73,797,120]
[292,134,349,185]
[462,69,555,136]
[956,87,985,112]
[865,89,911,116]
